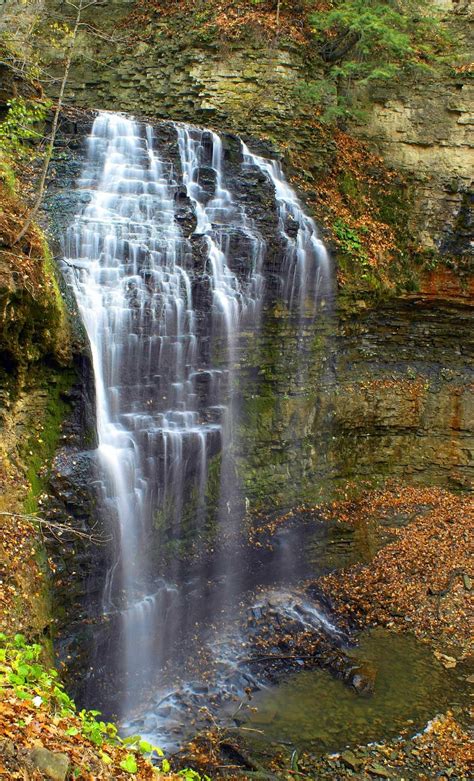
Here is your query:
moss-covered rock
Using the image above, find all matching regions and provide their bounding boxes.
[0,172,74,639]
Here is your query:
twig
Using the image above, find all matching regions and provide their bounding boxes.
[0,511,110,545]
[238,727,265,734]
[238,653,313,664]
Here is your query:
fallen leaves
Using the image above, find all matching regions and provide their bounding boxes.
[122,1,312,45]
[317,485,473,656]
[0,695,175,780]
[286,121,403,289]
[0,511,45,637]
[0,184,51,295]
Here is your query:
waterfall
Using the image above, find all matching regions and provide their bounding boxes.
[242,143,330,313]
[64,111,330,730]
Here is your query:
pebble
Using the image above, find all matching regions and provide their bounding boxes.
[340,750,363,771]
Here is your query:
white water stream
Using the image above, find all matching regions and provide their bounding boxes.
[242,143,330,312]
[64,111,330,727]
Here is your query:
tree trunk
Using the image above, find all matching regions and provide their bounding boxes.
[13,0,85,246]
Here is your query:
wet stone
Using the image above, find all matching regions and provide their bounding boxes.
[143,715,158,731]
[367,763,392,778]
[340,750,364,771]
[350,662,377,697]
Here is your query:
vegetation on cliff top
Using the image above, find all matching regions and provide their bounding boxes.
[113,0,463,294]
[1,1,467,296]
[307,0,452,123]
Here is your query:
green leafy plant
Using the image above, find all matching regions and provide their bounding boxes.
[0,97,50,157]
[0,635,162,764]
[0,156,16,192]
[333,217,369,266]
[0,634,210,778]
[120,754,138,774]
[179,770,211,781]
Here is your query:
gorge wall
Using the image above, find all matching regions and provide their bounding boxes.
[0,175,73,637]
[0,0,472,645]
[45,0,473,297]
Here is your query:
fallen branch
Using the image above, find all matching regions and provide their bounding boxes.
[0,511,110,545]
[238,653,313,664]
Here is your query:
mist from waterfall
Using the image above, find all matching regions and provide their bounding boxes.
[64,111,330,729]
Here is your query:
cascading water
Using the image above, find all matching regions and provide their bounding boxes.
[64,110,332,735]
[242,143,330,313]
[175,124,266,567]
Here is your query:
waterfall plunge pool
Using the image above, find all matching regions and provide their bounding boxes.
[234,628,469,756]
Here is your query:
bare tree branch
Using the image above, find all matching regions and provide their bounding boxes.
[12,0,89,245]
[0,511,111,545]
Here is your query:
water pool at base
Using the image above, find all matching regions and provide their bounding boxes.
[240,629,466,753]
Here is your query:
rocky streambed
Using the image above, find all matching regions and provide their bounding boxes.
[170,488,473,779]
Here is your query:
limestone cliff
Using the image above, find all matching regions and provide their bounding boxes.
[354,1,472,287]
[43,0,472,297]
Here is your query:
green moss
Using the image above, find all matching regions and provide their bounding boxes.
[40,238,71,363]
[376,182,410,229]
[0,217,71,366]
[22,368,75,514]
[340,171,361,204]
[0,155,16,194]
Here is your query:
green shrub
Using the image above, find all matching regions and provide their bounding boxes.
[333,217,368,266]
[0,97,50,158]
[303,0,451,122]
[0,633,210,777]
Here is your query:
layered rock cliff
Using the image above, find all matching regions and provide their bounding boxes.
[0,172,73,636]
[43,0,473,297]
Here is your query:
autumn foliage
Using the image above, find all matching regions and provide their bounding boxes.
[282,119,405,289]
[318,485,474,654]
[124,1,315,44]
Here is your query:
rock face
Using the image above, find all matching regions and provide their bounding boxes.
[42,0,473,288]
[238,299,473,507]
[357,64,473,259]
[0,173,74,637]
